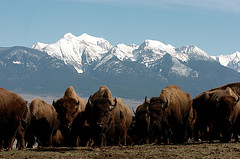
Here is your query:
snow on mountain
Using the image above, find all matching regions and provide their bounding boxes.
[138,40,175,54]
[170,57,199,77]
[214,51,240,72]
[109,44,138,61]
[32,33,112,73]
[32,42,48,50]
[32,33,239,76]
[133,40,176,68]
[175,45,215,62]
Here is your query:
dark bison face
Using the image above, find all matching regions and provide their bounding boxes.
[149,96,168,123]
[216,95,239,141]
[88,97,117,128]
[136,98,150,137]
[218,96,239,123]
[87,97,117,146]
[53,97,79,136]
[136,110,150,130]
[149,96,168,134]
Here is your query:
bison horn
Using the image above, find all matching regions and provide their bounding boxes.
[75,101,80,108]
[132,108,136,115]
[88,95,93,106]
[145,96,150,105]
[163,96,169,108]
[109,97,117,110]
[235,95,240,104]
[52,100,56,107]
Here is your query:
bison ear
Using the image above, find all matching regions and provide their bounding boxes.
[109,97,117,110]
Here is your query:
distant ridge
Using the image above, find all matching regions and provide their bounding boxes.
[0,33,239,99]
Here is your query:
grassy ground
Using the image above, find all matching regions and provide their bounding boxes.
[1,142,240,159]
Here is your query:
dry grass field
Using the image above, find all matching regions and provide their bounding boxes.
[1,142,240,159]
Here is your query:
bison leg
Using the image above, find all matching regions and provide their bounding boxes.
[26,134,35,148]
[16,125,25,150]
[123,128,128,146]
[0,137,3,150]
[7,134,16,151]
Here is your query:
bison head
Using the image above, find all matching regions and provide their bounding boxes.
[216,95,240,142]
[86,96,117,146]
[218,95,240,122]
[87,96,117,127]
[52,97,79,136]
[135,96,151,144]
[149,96,169,142]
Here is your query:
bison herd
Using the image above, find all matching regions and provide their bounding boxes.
[1,83,240,151]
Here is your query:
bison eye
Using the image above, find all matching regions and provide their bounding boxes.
[104,112,109,116]
[72,111,77,117]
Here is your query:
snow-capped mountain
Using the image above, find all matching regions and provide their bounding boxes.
[32,33,112,73]
[1,33,240,99]
[213,51,240,72]
[32,33,217,78]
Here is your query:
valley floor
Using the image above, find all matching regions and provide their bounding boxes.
[1,142,240,158]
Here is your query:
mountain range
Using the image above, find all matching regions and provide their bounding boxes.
[0,33,239,99]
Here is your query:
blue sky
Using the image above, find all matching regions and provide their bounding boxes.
[0,0,239,56]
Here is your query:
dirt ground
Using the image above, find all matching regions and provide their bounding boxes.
[1,142,240,159]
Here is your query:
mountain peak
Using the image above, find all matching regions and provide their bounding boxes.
[176,45,211,59]
[77,33,107,45]
[215,51,240,72]
[63,32,76,39]
[31,42,47,51]
[138,39,175,54]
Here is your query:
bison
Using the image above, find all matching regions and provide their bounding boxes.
[85,85,132,147]
[0,87,28,150]
[135,96,151,144]
[26,99,58,147]
[149,85,193,144]
[193,87,240,142]
[52,86,86,146]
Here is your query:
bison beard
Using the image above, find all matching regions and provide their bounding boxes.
[86,97,117,147]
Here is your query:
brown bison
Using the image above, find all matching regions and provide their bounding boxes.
[149,85,193,144]
[85,85,132,147]
[26,99,58,147]
[135,96,151,144]
[193,87,240,142]
[52,86,86,146]
[0,87,28,150]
